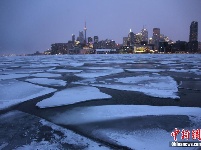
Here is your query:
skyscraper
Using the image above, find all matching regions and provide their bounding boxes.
[72,34,75,42]
[189,21,198,52]
[189,21,198,42]
[88,37,93,43]
[78,31,84,44]
[128,29,135,46]
[123,37,128,46]
[152,28,160,49]
[141,27,148,42]
[94,36,99,43]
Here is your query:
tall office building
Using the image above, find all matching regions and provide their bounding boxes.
[189,21,198,52]
[141,27,148,42]
[128,29,135,46]
[78,31,84,44]
[152,28,160,49]
[189,21,198,42]
[88,37,93,43]
[72,34,75,42]
[94,36,99,43]
[123,37,128,46]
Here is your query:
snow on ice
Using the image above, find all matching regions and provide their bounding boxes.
[90,75,179,99]
[50,105,201,150]
[0,79,56,110]
[50,105,201,125]
[26,78,67,87]
[75,68,124,78]
[36,86,111,108]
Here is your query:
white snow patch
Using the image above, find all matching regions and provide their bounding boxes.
[0,79,56,110]
[26,78,67,86]
[36,86,111,108]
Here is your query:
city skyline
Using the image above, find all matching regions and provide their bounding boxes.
[0,0,201,54]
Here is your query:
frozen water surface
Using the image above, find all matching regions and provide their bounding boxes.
[0,79,56,110]
[91,75,179,99]
[125,68,164,72]
[36,86,111,108]
[0,73,30,80]
[50,105,201,125]
[50,105,201,149]
[0,110,110,150]
[26,78,67,87]
[0,54,201,149]
[48,68,82,73]
[75,68,124,78]
[32,72,61,78]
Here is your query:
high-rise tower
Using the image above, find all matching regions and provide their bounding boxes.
[128,29,135,46]
[189,21,198,52]
[141,26,148,42]
[84,21,87,44]
[189,21,198,42]
[152,28,160,50]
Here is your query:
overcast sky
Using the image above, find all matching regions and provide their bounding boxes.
[0,0,200,54]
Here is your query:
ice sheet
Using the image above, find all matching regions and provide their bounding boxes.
[48,69,82,73]
[36,86,111,108]
[26,78,67,86]
[0,73,30,80]
[96,128,193,150]
[50,105,201,125]
[126,69,164,72]
[0,110,109,150]
[50,105,201,149]
[32,72,61,78]
[16,141,61,150]
[75,68,124,78]
[39,119,110,150]
[91,75,179,99]
[0,79,56,110]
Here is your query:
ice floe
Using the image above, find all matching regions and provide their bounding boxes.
[0,73,30,80]
[125,69,164,72]
[32,72,61,78]
[50,105,201,149]
[95,128,193,150]
[26,78,67,87]
[50,105,201,125]
[0,79,56,110]
[75,68,124,78]
[91,75,179,99]
[36,86,111,108]
[48,68,82,73]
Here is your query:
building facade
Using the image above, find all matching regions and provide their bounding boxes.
[152,28,160,50]
[128,29,135,46]
[189,21,198,53]
[141,28,148,42]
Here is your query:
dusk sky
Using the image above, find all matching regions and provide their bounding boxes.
[0,0,201,54]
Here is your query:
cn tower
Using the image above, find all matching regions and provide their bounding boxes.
[84,21,87,44]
